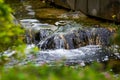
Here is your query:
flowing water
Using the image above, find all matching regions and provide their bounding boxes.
[5,0,120,68]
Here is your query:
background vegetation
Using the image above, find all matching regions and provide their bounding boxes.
[0,0,24,52]
[1,63,120,80]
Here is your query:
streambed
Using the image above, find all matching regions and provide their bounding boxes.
[4,0,120,70]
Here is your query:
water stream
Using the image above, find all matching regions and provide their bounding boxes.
[5,0,120,67]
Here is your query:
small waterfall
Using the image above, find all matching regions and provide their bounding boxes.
[38,28,113,50]
[54,35,65,49]
[34,29,53,44]
[20,19,113,50]
[20,19,57,44]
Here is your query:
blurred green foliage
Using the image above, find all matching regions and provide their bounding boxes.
[1,63,119,80]
[0,0,24,52]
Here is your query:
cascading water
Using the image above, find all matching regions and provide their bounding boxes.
[5,0,120,67]
[6,45,112,67]
[6,19,117,67]
[34,21,113,50]
[20,19,113,50]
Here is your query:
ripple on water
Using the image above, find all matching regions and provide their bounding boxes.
[5,45,116,67]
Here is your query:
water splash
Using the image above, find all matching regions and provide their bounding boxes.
[5,45,115,67]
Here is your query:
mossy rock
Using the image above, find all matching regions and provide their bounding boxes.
[35,8,87,20]
[35,8,67,19]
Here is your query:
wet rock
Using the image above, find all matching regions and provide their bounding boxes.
[38,35,58,49]
[38,27,113,50]
[20,19,57,44]
[33,29,53,44]
[75,30,89,47]
[58,11,87,19]
[85,28,112,46]
[55,20,72,26]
